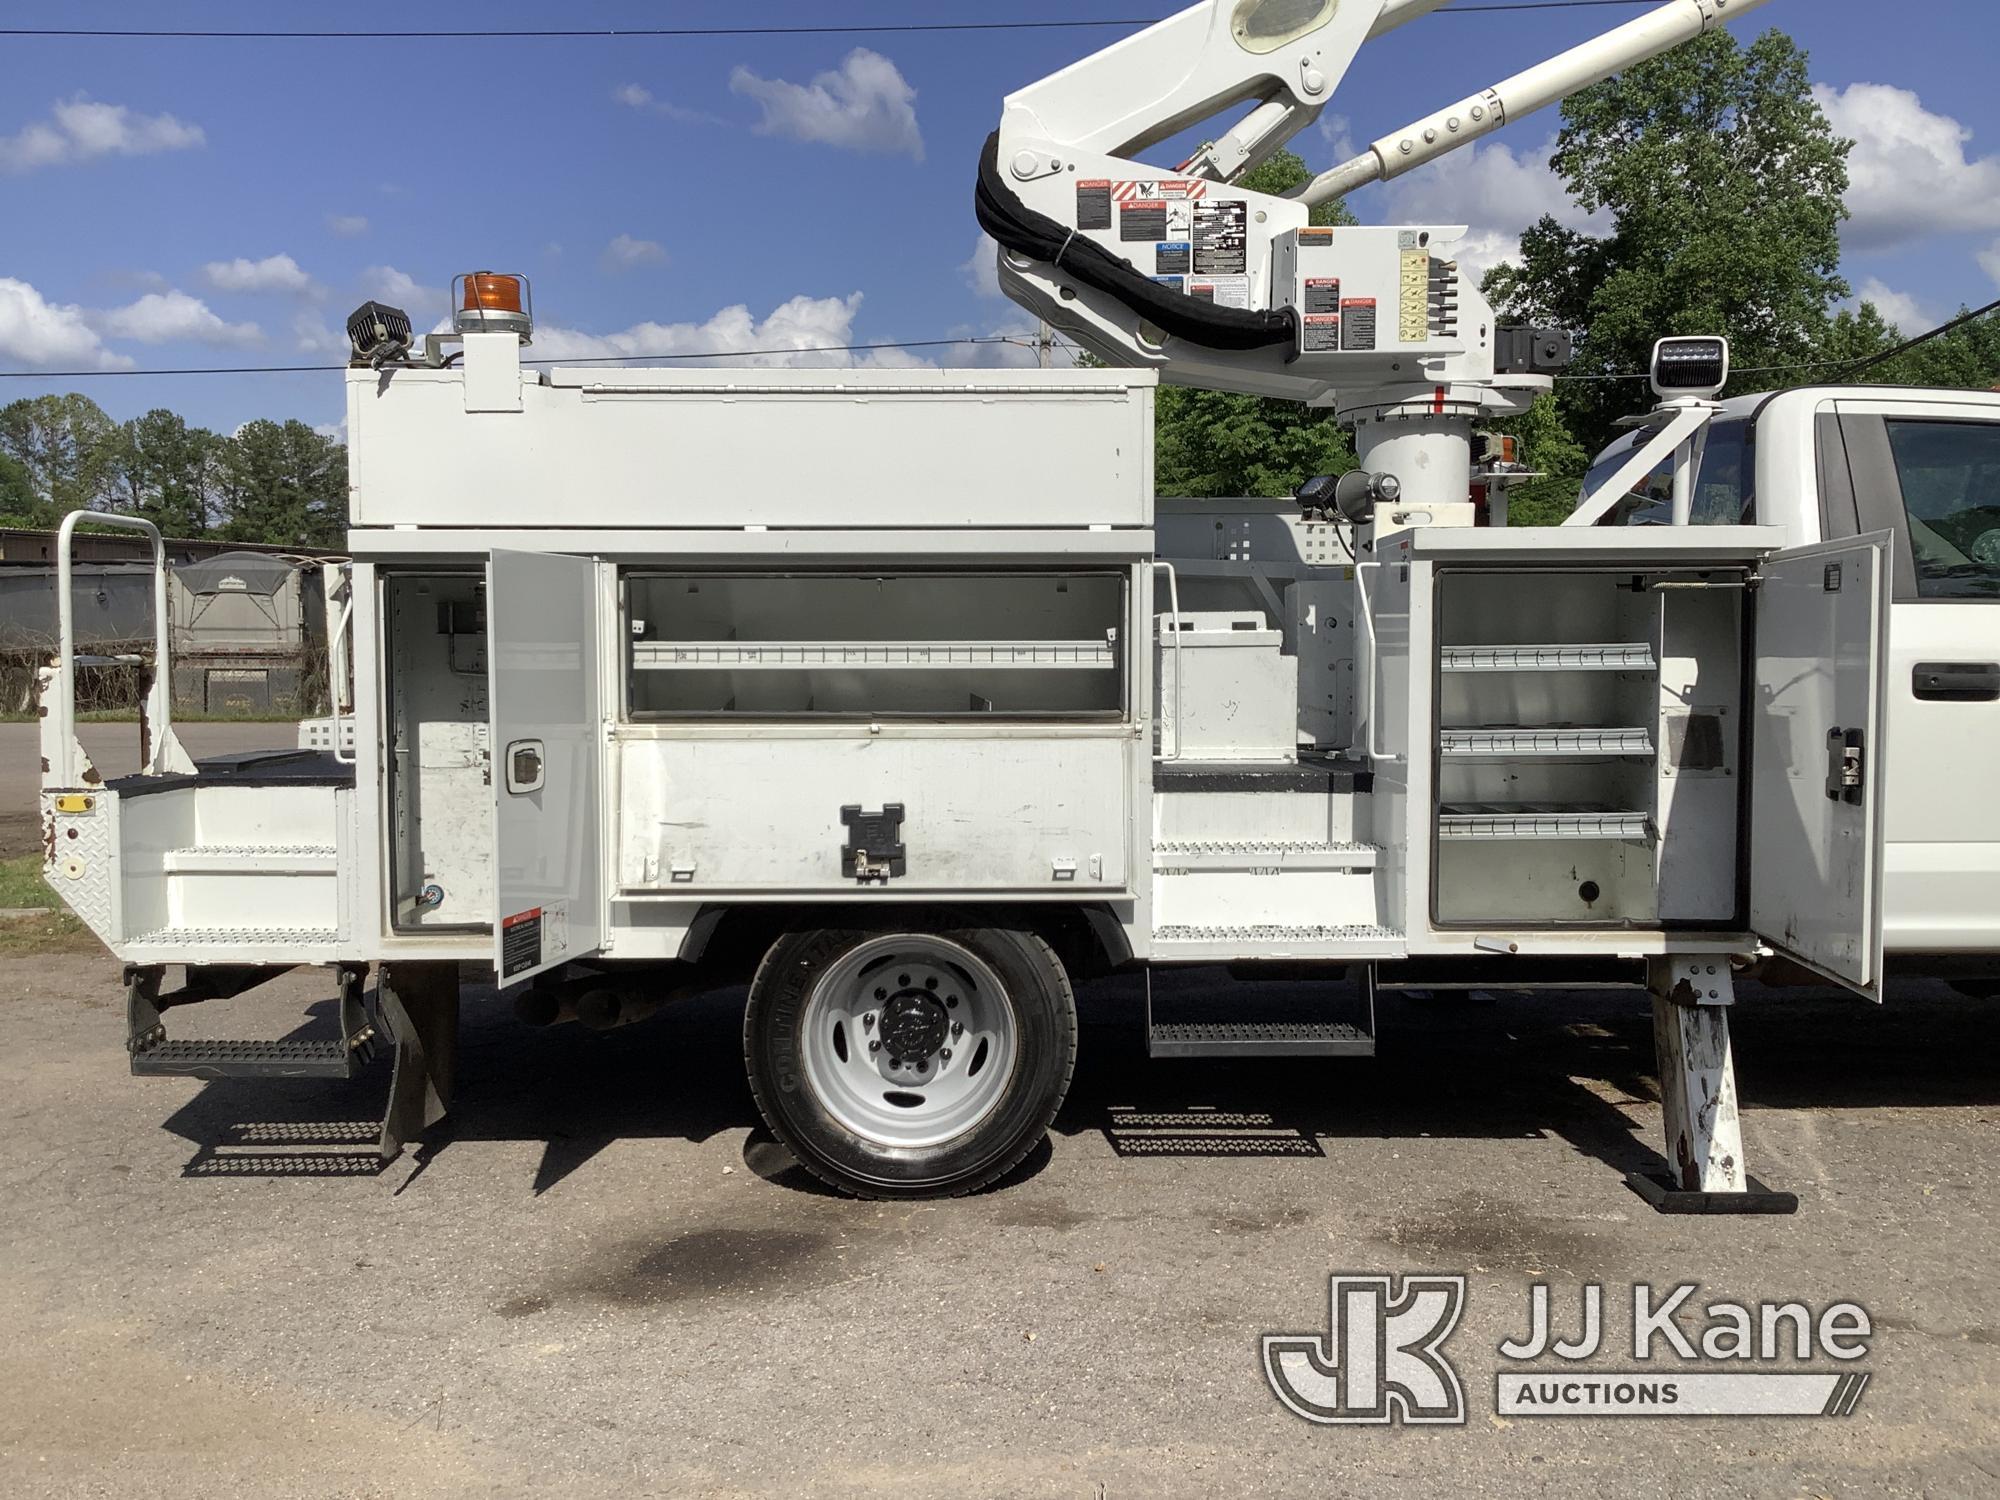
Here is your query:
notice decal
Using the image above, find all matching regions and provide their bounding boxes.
[500,906,543,978]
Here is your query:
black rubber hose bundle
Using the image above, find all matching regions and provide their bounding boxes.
[974,131,1298,354]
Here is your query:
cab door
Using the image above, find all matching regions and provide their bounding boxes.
[1749,534,1893,1000]
[489,550,603,987]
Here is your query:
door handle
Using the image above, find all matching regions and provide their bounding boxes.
[1912,662,2000,702]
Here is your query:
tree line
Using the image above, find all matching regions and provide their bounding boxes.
[0,392,347,548]
[1154,27,2000,523]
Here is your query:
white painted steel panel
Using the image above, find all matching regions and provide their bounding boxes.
[490,551,603,985]
[1749,534,1891,1000]
[348,368,1155,530]
[615,734,1132,893]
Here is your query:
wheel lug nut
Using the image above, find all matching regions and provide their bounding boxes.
[950,1021,962,1037]
[869,1040,881,1053]
[863,1013,875,1029]
[941,1048,952,1063]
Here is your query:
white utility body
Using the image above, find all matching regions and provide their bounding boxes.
[36,0,1887,1209]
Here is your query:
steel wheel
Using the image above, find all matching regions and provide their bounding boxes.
[744,920,1077,1198]
[798,935,1018,1150]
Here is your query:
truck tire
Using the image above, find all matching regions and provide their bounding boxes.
[744,920,1077,1198]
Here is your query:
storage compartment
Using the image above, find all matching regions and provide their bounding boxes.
[625,570,1126,719]
[1430,567,1746,927]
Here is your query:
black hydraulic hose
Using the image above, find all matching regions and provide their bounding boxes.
[974,131,1299,354]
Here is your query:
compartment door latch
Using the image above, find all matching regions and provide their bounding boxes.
[1825,727,1865,804]
[841,804,906,884]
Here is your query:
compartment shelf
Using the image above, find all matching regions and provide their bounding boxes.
[1437,804,1653,842]
[633,638,1115,671]
[1439,642,1655,673]
[1439,726,1654,758]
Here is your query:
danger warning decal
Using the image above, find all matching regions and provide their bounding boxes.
[501,906,543,978]
[1302,277,1341,315]
[1114,179,1208,201]
[1076,180,1112,231]
[1302,314,1342,352]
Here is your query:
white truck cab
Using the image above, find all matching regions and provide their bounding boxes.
[1585,386,2000,959]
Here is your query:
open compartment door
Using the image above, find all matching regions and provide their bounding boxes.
[490,550,603,987]
[1749,533,1892,1001]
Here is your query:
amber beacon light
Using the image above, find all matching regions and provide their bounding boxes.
[453,271,533,342]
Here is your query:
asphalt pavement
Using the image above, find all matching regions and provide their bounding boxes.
[1,953,1994,1498]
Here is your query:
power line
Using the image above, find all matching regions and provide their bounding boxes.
[0,3,1665,40]
[0,336,1020,380]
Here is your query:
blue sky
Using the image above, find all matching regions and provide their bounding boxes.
[1,0,1996,437]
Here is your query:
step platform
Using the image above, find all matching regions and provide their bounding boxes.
[129,1037,358,1079]
[1144,969,1378,1058]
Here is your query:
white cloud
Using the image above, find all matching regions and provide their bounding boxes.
[730,49,923,161]
[91,289,261,347]
[326,213,369,237]
[202,253,316,296]
[0,95,204,173]
[1982,240,2000,293]
[1816,82,2000,251]
[961,233,1003,298]
[360,265,445,312]
[292,312,347,355]
[0,278,132,369]
[1854,277,1935,336]
[612,83,724,126]
[1315,113,1357,163]
[313,417,348,443]
[528,291,930,369]
[602,233,667,272]
[1374,134,1600,283]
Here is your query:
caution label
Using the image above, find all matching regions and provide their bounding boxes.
[1192,198,1247,274]
[1302,313,1342,352]
[1156,241,1191,275]
[1120,199,1168,241]
[1303,277,1341,315]
[1341,297,1378,351]
[501,906,543,979]
[1076,180,1112,231]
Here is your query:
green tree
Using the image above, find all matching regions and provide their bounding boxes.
[1154,149,1358,496]
[216,419,348,547]
[1485,28,1852,455]
[0,392,120,526]
[112,408,222,538]
[1491,393,1593,527]
[0,448,37,528]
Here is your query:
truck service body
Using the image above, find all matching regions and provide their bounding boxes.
[36,0,1932,1204]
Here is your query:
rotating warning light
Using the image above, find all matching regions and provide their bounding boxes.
[453,271,533,343]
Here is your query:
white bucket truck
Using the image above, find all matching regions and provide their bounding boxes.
[36,0,1893,1208]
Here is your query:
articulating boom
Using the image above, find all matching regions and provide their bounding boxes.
[979,0,1774,425]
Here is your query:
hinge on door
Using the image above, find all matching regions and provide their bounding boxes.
[1825,727,1864,805]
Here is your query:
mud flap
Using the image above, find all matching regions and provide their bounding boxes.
[377,961,461,1160]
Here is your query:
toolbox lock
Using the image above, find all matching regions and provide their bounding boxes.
[841,804,906,884]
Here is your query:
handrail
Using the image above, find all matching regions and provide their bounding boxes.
[1151,560,1184,761]
[1350,561,1405,766]
[51,511,187,786]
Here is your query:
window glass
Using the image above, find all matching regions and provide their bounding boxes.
[1587,421,1753,526]
[1885,419,2000,599]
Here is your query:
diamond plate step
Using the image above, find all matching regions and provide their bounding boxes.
[1146,1020,1375,1058]
[1150,923,1405,960]
[129,1038,357,1080]
[127,926,341,946]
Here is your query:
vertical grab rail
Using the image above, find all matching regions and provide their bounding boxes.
[1151,560,1184,761]
[1350,560,1405,766]
[51,511,187,786]
[323,563,356,765]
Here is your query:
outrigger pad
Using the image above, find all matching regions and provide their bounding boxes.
[1626,1172,1799,1216]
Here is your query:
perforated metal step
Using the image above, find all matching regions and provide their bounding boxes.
[1439,727,1653,758]
[1146,1020,1375,1058]
[127,926,341,947]
[1440,642,1655,673]
[129,1038,356,1079]
[1150,923,1405,959]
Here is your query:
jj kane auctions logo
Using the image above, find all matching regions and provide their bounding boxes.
[1265,1276,1873,1424]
